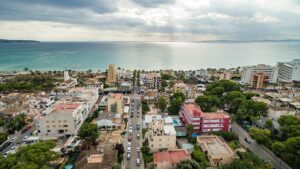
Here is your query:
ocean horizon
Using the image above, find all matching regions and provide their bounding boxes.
[0,41,299,71]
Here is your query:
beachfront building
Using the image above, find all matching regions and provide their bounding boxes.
[36,102,86,140]
[140,72,161,90]
[179,102,231,133]
[153,149,191,169]
[117,69,133,80]
[241,64,279,88]
[107,64,117,84]
[147,120,177,152]
[197,135,236,166]
[278,59,300,83]
[107,93,124,114]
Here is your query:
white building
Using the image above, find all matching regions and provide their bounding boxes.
[241,64,279,85]
[278,59,300,83]
[37,87,99,140]
[36,102,87,140]
[195,69,208,78]
[117,69,132,80]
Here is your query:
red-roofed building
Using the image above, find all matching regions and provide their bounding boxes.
[179,102,231,133]
[153,149,191,169]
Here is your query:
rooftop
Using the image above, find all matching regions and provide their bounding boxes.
[153,149,190,164]
[182,102,229,119]
[197,135,234,156]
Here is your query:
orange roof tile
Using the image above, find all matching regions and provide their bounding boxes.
[153,149,190,164]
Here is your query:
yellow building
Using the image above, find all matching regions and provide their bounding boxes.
[107,64,117,83]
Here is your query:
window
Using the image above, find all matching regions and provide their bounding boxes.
[64,120,67,122]
[47,130,51,132]
[53,125,56,127]
[58,120,61,123]
[63,125,68,127]
[46,120,49,123]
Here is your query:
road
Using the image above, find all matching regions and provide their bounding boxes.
[232,123,291,169]
[124,87,144,169]
[0,124,35,155]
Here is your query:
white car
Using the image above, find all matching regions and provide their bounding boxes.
[23,135,29,139]
[136,147,140,152]
[127,147,131,153]
[10,146,16,150]
[128,142,132,147]
[11,137,17,141]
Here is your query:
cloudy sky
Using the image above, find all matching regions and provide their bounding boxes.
[0,0,300,41]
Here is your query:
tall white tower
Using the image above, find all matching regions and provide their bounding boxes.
[64,70,70,81]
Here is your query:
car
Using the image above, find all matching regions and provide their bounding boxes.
[23,135,29,139]
[129,126,133,130]
[129,129,133,135]
[136,147,140,152]
[10,146,16,150]
[11,137,17,141]
[127,153,131,160]
[127,147,131,153]
[136,158,140,166]
[137,114,140,117]
[128,142,132,147]
[137,134,140,139]
[245,138,251,143]
[128,136,132,142]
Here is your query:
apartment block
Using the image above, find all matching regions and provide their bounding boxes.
[107,64,117,83]
[241,64,279,87]
[147,120,177,152]
[36,102,86,140]
[179,102,231,133]
[107,93,124,114]
[278,59,300,83]
[140,72,161,90]
[173,82,196,99]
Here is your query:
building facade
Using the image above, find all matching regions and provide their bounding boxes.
[140,73,161,90]
[147,120,177,152]
[36,102,86,140]
[179,102,231,133]
[278,59,300,83]
[241,64,279,86]
[107,93,124,114]
[107,64,117,83]
[173,82,196,99]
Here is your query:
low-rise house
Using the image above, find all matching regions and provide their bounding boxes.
[153,149,191,169]
[147,120,177,152]
[179,102,231,133]
[197,135,236,166]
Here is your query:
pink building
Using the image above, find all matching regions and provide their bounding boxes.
[179,102,231,133]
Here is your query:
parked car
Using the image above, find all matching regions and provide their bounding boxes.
[136,147,140,152]
[245,138,251,143]
[137,134,140,139]
[136,158,140,166]
[128,142,131,147]
[128,136,132,141]
[11,137,17,141]
[129,129,133,135]
[127,153,131,160]
[127,147,131,153]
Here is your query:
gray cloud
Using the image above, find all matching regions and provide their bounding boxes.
[0,0,299,41]
[132,0,175,7]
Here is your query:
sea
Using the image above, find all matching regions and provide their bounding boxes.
[0,41,299,71]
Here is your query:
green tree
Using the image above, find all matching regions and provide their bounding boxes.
[161,80,168,88]
[155,97,167,112]
[0,132,8,144]
[0,141,58,169]
[78,123,99,143]
[187,124,195,143]
[142,101,150,115]
[167,92,185,115]
[249,128,272,145]
[176,159,202,169]
[195,95,221,112]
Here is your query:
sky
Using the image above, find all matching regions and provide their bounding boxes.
[0,0,300,41]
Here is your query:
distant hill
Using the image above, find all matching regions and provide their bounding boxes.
[0,39,40,43]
